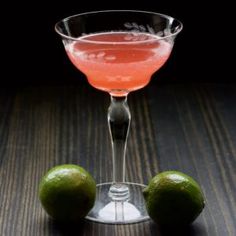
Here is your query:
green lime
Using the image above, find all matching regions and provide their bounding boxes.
[39,164,96,222]
[143,171,205,226]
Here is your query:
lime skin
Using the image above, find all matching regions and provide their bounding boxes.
[143,171,205,227]
[39,164,96,222]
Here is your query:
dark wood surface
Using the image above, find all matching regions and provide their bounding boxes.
[0,83,235,236]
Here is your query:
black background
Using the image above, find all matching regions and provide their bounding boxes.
[2,1,233,86]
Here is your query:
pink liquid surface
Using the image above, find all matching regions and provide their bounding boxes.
[66,32,172,96]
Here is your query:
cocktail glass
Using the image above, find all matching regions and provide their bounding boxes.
[55,10,182,224]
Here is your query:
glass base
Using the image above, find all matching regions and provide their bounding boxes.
[86,182,150,224]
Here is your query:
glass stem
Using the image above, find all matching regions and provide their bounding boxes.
[108,95,131,201]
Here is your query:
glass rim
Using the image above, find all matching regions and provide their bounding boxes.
[55,10,183,44]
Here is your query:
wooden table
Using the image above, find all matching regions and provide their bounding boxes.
[0,83,235,236]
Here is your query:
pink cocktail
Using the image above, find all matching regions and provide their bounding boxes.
[66,32,172,96]
[55,10,182,224]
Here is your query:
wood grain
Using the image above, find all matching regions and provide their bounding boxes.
[0,83,235,236]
